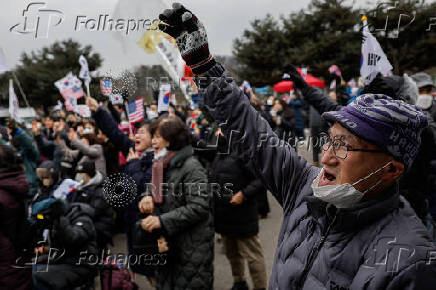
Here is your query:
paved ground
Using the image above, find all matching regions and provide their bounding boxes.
[106,194,282,290]
[105,140,315,289]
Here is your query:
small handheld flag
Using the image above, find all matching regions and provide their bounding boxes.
[126,98,144,123]
[9,80,22,122]
[158,84,171,113]
[79,55,91,96]
[109,94,124,105]
[100,79,112,96]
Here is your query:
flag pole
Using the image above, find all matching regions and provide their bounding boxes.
[86,83,90,98]
[11,72,30,108]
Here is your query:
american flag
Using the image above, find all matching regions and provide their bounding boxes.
[127,98,144,123]
[100,79,112,96]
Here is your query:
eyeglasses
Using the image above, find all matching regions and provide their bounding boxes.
[319,133,385,159]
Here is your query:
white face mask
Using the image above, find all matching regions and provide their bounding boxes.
[311,161,392,208]
[83,128,94,134]
[75,173,86,184]
[416,94,433,110]
[147,109,158,119]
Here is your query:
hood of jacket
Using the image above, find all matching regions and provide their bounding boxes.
[79,171,104,190]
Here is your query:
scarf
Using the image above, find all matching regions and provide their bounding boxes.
[151,148,178,204]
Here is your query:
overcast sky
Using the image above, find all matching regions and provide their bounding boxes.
[1,0,368,75]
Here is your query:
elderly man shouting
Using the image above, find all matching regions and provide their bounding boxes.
[158,3,436,290]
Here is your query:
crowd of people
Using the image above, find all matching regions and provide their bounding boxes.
[2,2,436,290]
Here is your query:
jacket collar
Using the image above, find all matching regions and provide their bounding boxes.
[306,183,400,231]
[168,145,194,169]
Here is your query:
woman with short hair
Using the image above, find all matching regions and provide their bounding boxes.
[139,116,214,290]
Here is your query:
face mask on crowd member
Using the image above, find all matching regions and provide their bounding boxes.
[83,127,94,135]
[312,94,428,208]
[412,72,435,110]
[75,162,95,186]
[147,107,158,120]
[75,173,88,184]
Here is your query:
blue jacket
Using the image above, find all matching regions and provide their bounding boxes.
[201,63,436,290]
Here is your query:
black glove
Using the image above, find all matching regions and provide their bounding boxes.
[158,3,215,75]
[283,64,309,91]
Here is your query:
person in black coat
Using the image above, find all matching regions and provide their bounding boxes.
[269,98,296,142]
[32,199,98,290]
[210,130,267,290]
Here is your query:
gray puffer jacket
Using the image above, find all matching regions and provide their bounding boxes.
[200,62,436,290]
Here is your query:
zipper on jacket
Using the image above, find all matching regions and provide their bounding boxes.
[296,212,337,290]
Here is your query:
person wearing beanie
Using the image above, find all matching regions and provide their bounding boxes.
[412,72,436,120]
[159,4,436,289]
[34,160,60,203]
[69,161,115,250]
[31,198,98,289]
[283,65,436,227]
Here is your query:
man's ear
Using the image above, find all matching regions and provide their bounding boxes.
[381,160,404,181]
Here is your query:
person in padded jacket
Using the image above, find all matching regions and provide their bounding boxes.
[0,144,33,290]
[285,66,436,228]
[139,116,214,290]
[32,199,98,290]
[157,4,436,289]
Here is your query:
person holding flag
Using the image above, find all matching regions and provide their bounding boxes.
[85,96,158,285]
[157,3,436,289]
